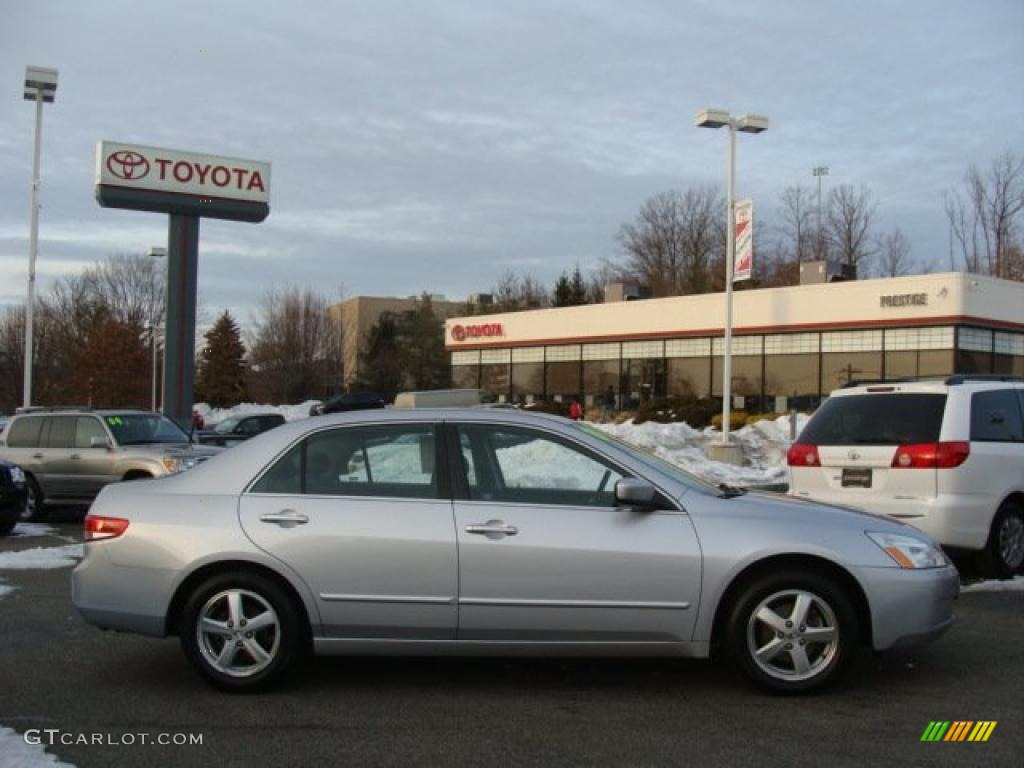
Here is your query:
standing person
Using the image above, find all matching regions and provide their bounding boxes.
[191,410,205,431]
[603,385,616,420]
[568,397,583,421]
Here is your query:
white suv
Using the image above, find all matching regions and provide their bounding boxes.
[788,375,1024,578]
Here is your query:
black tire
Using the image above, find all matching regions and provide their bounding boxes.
[726,569,859,694]
[180,571,304,692]
[19,477,47,523]
[979,500,1024,580]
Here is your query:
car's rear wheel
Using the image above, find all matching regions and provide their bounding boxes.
[19,477,46,523]
[180,571,303,692]
[727,570,858,694]
[980,500,1024,579]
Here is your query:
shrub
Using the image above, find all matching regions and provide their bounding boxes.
[633,396,719,427]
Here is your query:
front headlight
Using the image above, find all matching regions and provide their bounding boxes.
[161,457,182,474]
[8,466,26,486]
[866,531,947,569]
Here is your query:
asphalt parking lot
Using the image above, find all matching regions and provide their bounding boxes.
[1,520,1021,768]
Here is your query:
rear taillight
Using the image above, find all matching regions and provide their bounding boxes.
[891,441,970,469]
[84,515,130,541]
[787,443,820,467]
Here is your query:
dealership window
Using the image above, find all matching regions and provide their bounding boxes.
[711,336,763,411]
[957,327,994,373]
[583,359,619,407]
[545,345,581,403]
[451,350,480,390]
[820,330,882,392]
[479,348,511,401]
[884,327,955,379]
[620,340,666,407]
[666,338,711,399]
[764,333,820,411]
[994,332,1024,376]
[510,347,545,403]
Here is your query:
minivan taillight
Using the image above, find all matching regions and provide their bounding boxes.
[787,443,821,467]
[84,515,130,541]
[891,441,970,469]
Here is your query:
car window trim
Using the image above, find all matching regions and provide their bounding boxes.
[444,420,681,512]
[244,420,449,501]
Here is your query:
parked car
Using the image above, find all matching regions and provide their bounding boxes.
[309,392,386,416]
[788,375,1024,578]
[0,408,221,521]
[194,413,285,448]
[73,408,957,694]
[0,458,28,536]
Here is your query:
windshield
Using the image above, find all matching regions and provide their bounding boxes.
[576,423,720,496]
[214,418,240,434]
[103,413,191,445]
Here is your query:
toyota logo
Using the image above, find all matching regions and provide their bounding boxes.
[848,449,861,460]
[451,324,466,342]
[106,150,150,181]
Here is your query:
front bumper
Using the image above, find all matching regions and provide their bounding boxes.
[855,564,959,651]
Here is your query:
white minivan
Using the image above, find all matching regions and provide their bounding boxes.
[788,375,1024,578]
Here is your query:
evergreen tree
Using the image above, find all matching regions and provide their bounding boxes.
[569,265,588,305]
[357,312,403,400]
[195,310,248,407]
[396,295,449,390]
[552,272,573,306]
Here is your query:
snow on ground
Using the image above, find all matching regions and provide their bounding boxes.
[0,727,75,767]
[595,413,808,487]
[962,576,1024,593]
[9,523,58,539]
[0,544,83,570]
[194,401,319,426]
[0,582,15,600]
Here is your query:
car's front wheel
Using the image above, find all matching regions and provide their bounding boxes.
[981,500,1024,579]
[727,570,858,694]
[180,571,304,692]
[19,477,46,523]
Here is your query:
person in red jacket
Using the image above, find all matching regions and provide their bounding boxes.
[568,397,583,421]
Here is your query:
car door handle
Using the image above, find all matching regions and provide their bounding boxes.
[259,510,309,525]
[32,453,44,459]
[70,454,81,460]
[465,521,519,537]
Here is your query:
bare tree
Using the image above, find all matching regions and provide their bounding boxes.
[776,186,815,266]
[877,227,912,277]
[945,152,1024,278]
[490,271,548,312]
[248,286,343,403]
[826,184,876,272]
[616,187,724,297]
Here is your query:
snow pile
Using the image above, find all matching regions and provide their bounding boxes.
[0,727,75,767]
[193,401,320,426]
[0,582,15,600]
[961,576,1024,593]
[0,544,83,570]
[594,413,808,487]
[10,523,58,539]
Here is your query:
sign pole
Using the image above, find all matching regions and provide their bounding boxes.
[163,215,200,430]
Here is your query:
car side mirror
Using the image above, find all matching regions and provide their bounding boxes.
[90,436,111,449]
[614,478,658,510]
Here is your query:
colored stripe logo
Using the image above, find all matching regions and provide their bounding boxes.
[921,721,997,742]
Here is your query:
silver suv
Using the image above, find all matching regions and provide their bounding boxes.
[0,408,221,521]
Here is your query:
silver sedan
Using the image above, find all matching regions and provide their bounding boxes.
[71,409,958,693]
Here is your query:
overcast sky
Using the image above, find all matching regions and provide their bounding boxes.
[1,0,1022,326]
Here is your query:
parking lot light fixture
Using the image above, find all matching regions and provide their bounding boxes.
[695,107,769,445]
[147,247,167,411]
[22,65,58,408]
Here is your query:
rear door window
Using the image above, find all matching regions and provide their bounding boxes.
[800,394,947,445]
[6,416,45,448]
[44,416,76,449]
[970,390,1024,443]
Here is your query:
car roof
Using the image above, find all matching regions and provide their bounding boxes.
[829,378,1023,398]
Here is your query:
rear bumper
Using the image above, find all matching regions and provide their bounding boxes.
[71,544,172,637]
[855,564,959,651]
[789,489,994,551]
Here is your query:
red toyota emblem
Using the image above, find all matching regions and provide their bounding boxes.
[451,324,466,342]
[106,150,151,181]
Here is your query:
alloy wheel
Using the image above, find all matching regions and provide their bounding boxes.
[746,589,840,682]
[998,513,1024,571]
[196,589,281,678]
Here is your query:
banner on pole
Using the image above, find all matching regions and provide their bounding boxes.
[734,199,753,282]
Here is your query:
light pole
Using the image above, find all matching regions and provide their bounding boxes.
[812,166,829,261]
[695,109,768,448]
[147,246,167,411]
[22,66,58,408]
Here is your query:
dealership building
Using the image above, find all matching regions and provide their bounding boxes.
[445,272,1024,412]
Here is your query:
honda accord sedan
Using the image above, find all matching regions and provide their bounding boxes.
[72,409,958,693]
